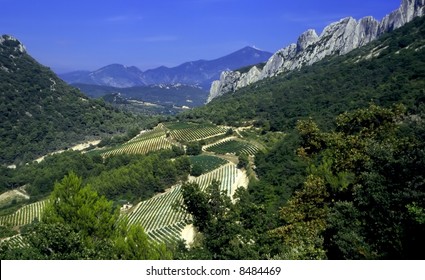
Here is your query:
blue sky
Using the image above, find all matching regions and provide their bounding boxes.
[1,0,401,73]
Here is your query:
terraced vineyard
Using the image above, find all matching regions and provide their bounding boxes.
[0,200,47,227]
[206,139,259,156]
[99,122,231,157]
[168,124,228,142]
[0,163,242,244]
[189,155,228,174]
[126,163,240,243]
[127,183,189,243]
[99,124,176,157]
[127,125,167,143]
[0,121,248,245]
[102,136,173,157]
[193,163,238,196]
[0,234,27,248]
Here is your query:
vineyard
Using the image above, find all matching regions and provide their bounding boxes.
[0,121,254,246]
[189,155,228,174]
[0,163,242,245]
[167,124,228,142]
[127,125,167,142]
[205,139,259,156]
[95,122,234,157]
[0,200,47,227]
[0,234,27,248]
[126,163,241,243]
[98,124,176,157]
[101,136,173,157]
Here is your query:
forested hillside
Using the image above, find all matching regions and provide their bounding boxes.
[182,16,425,131]
[172,16,425,259]
[0,35,143,165]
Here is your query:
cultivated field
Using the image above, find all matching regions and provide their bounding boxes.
[205,139,259,156]
[126,163,242,243]
[102,136,173,157]
[0,122,254,245]
[166,123,228,142]
[0,200,46,227]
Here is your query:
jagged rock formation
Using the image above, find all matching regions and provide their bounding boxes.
[0,35,27,56]
[207,0,425,103]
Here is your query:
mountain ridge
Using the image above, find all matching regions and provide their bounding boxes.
[59,46,273,90]
[185,14,425,131]
[207,0,425,102]
[0,35,140,165]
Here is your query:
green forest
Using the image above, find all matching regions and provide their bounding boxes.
[0,37,150,165]
[1,16,425,260]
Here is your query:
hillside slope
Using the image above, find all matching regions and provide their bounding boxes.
[182,16,425,131]
[208,0,425,101]
[0,35,140,165]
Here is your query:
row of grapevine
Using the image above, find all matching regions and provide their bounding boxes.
[127,184,189,232]
[189,155,228,174]
[205,139,259,156]
[169,125,227,142]
[0,234,27,248]
[127,125,166,143]
[148,220,188,244]
[192,163,238,196]
[102,136,173,157]
[0,200,47,227]
[125,163,239,243]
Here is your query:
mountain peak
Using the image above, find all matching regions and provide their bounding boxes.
[240,46,261,51]
[0,34,26,54]
[229,46,272,56]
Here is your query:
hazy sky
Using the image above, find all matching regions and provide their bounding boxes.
[1,0,401,73]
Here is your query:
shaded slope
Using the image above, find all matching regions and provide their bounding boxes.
[0,35,139,164]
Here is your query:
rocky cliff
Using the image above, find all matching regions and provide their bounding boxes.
[207,0,425,103]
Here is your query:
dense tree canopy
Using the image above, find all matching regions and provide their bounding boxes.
[0,173,173,259]
[0,36,146,165]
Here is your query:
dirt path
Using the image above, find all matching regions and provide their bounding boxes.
[0,188,29,204]
[231,169,249,200]
[35,140,101,163]
[181,224,195,246]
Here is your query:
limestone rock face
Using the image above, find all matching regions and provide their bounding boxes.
[0,35,27,54]
[236,66,262,88]
[297,29,319,52]
[379,0,425,33]
[207,0,425,102]
[207,71,241,103]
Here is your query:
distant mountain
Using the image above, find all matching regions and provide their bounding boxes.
[141,46,273,89]
[59,46,273,90]
[208,0,425,102]
[0,35,138,165]
[60,64,145,88]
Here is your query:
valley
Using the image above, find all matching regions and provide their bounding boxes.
[0,121,263,246]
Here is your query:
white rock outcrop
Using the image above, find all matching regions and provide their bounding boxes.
[207,0,425,102]
[0,35,27,54]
